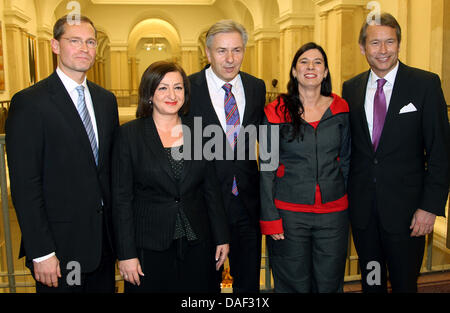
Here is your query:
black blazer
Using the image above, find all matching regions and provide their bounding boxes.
[188,66,266,225]
[111,115,230,260]
[342,62,450,233]
[5,72,119,272]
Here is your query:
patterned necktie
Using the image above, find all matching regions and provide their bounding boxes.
[223,83,240,196]
[75,85,99,166]
[372,78,387,151]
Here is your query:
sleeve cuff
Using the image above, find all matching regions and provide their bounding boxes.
[260,219,283,235]
[33,252,56,263]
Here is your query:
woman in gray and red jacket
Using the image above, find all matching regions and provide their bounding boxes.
[259,42,351,293]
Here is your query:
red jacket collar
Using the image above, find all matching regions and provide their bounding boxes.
[265,93,349,124]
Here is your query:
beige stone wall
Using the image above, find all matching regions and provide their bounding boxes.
[0,0,447,103]
[0,0,448,106]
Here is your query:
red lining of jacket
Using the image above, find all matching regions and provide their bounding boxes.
[264,93,349,124]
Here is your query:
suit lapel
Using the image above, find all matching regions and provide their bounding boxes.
[48,72,98,168]
[195,69,223,127]
[179,115,193,184]
[88,81,105,169]
[376,62,410,154]
[240,72,253,128]
[194,69,234,155]
[354,70,373,153]
[141,116,176,183]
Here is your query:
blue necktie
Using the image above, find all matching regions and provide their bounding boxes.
[223,83,239,196]
[75,85,99,166]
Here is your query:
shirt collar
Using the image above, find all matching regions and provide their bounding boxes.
[56,67,88,93]
[206,66,241,93]
[369,61,399,87]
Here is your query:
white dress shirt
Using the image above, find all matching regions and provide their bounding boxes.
[364,61,399,139]
[205,66,246,131]
[33,68,99,263]
[56,67,99,145]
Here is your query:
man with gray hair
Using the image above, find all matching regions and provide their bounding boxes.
[188,19,266,293]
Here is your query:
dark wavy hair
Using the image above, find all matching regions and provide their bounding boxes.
[136,61,190,118]
[276,42,332,141]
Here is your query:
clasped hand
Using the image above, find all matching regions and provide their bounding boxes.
[410,208,436,237]
[33,255,61,287]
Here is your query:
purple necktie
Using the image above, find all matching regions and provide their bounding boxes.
[372,78,387,151]
[223,83,239,196]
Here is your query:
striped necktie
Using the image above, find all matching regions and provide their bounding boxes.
[75,85,99,166]
[223,83,239,196]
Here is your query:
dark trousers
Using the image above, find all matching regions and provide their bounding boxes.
[35,229,116,293]
[125,238,214,293]
[351,202,425,293]
[211,195,261,293]
[268,209,349,293]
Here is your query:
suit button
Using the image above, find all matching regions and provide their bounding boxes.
[374,158,378,165]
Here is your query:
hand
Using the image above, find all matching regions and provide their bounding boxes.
[33,255,61,287]
[270,233,285,240]
[215,244,229,271]
[118,258,145,286]
[410,208,436,237]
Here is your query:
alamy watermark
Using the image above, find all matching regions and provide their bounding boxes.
[366,1,381,25]
[168,117,279,172]
[66,1,81,25]
[66,261,81,286]
[366,260,381,286]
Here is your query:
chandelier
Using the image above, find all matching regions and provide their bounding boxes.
[143,38,166,52]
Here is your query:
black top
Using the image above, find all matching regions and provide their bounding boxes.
[163,145,197,241]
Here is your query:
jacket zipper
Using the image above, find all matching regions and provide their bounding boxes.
[314,126,319,186]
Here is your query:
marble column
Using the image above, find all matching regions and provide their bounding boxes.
[253,29,280,90]
[5,24,27,95]
[36,27,53,81]
[180,43,200,75]
[109,43,130,106]
[315,0,367,94]
[276,13,314,93]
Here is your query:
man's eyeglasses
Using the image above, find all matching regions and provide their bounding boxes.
[61,37,97,49]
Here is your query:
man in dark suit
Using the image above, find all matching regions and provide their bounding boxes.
[188,20,266,293]
[5,15,119,293]
[342,13,449,292]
